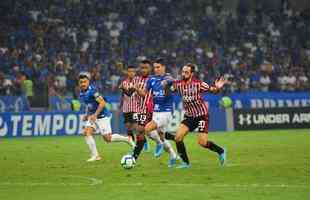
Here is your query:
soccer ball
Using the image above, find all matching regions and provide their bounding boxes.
[120,154,136,169]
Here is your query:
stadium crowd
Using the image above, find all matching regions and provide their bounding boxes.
[0,0,309,98]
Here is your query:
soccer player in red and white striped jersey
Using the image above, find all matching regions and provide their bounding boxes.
[131,60,165,160]
[171,63,227,168]
[133,70,153,117]
[119,65,140,140]
[130,60,153,158]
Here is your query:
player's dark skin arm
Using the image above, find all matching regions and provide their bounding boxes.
[133,85,147,97]
[119,84,135,96]
[121,88,135,96]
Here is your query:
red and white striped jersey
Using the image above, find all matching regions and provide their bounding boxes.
[173,78,210,117]
[120,78,140,113]
[133,75,153,113]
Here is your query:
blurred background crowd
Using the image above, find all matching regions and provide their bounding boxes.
[0,0,309,102]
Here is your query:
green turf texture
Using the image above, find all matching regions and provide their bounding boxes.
[0,129,310,200]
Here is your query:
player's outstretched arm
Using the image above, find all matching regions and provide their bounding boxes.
[214,77,227,89]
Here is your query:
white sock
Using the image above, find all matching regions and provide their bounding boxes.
[111,134,135,148]
[163,139,177,159]
[148,131,163,145]
[85,135,99,157]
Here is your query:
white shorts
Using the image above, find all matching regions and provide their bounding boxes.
[84,116,112,135]
[152,112,172,133]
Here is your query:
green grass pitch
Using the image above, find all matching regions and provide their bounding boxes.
[0,129,310,200]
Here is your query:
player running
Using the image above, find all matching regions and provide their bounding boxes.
[78,72,135,162]
[130,59,164,159]
[134,58,178,167]
[119,65,139,141]
[170,63,227,168]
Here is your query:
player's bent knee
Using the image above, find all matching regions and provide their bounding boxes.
[84,127,93,136]
[144,121,157,134]
[197,136,208,147]
[175,134,184,143]
[144,125,152,134]
[198,139,205,147]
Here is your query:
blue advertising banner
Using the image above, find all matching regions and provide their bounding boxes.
[0,112,84,137]
[0,108,228,138]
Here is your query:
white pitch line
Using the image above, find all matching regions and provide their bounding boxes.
[67,175,103,186]
[211,183,310,188]
[225,163,241,167]
[0,176,308,189]
[0,176,103,187]
[115,183,310,188]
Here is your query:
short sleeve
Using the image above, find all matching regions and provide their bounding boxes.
[200,81,210,92]
[91,87,102,99]
[146,78,152,91]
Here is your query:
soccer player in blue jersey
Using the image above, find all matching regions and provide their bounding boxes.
[135,58,178,167]
[78,72,135,162]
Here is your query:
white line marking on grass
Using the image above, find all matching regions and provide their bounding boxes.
[0,176,103,187]
[225,163,241,167]
[115,183,310,188]
[212,184,309,188]
[1,177,308,190]
[68,175,103,186]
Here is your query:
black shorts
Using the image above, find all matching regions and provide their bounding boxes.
[137,112,153,127]
[181,115,209,133]
[123,112,138,124]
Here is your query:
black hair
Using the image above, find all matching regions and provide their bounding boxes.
[78,72,90,80]
[127,65,136,70]
[141,59,151,65]
[154,58,165,65]
[20,71,29,79]
[78,75,89,80]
